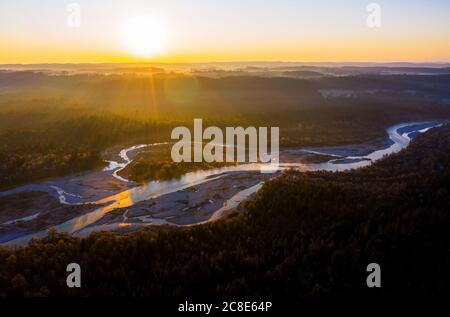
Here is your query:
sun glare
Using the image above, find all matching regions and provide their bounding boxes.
[121,16,167,58]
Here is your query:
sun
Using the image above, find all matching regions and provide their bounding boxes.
[121,16,167,58]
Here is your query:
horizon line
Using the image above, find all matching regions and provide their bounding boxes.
[2,60,450,67]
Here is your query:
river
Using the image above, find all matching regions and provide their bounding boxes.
[0,121,446,246]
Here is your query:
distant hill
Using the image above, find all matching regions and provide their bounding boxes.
[282,70,324,78]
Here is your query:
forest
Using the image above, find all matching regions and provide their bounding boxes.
[1,71,450,189]
[0,124,448,297]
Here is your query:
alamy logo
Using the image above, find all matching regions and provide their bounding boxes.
[171,119,279,173]
[366,263,381,288]
[366,3,381,28]
[66,263,81,288]
[66,3,81,28]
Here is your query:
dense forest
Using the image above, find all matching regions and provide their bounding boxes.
[0,112,171,189]
[1,71,450,189]
[0,125,448,297]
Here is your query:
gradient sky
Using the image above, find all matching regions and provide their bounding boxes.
[0,0,449,63]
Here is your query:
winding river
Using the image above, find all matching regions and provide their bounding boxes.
[1,121,446,246]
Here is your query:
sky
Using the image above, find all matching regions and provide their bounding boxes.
[0,0,449,64]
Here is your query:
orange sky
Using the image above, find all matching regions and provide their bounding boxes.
[1,0,449,64]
